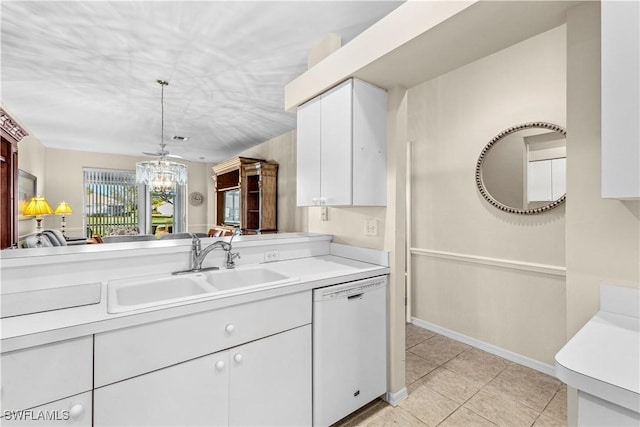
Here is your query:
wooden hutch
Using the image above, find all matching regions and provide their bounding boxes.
[0,108,26,249]
[212,156,278,234]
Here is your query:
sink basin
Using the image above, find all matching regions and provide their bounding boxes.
[107,267,298,313]
[196,267,297,291]
[107,275,216,313]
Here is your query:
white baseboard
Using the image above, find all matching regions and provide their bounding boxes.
[411,317,555,377]
[384,387,408,407]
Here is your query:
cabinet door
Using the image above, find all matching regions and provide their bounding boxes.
[601,0,640,199]
[320,80,353,206]
[94,351,229,427]
[229,325,312,427]
[297,97,322,206]
[1,392,92,427]
[352,79,387,206]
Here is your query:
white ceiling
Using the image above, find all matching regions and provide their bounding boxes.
[1,1,402,163]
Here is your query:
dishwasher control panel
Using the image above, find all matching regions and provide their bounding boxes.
[313,276,387,301]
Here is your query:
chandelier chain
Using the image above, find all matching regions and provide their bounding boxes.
[158,79,169,156]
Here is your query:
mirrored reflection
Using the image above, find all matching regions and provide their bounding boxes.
[477,123,566,214]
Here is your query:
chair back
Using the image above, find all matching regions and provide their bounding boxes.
[42,229,67,246]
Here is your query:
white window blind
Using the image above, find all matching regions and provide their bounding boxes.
[83,168,139,236]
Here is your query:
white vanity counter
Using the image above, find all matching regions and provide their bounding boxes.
[555,284,640,425]
[0,234,389,353]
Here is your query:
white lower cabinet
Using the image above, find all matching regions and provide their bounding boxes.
[0,336,93,421]
[94,351,230,426]
[94,325,312,427]
[1,392,92,427]
[229,324,311,426]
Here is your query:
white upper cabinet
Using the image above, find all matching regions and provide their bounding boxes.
[297,78,387,206]
[601,0,640,199]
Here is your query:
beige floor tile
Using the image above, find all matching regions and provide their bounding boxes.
[500,364,562,390]
[358,403,427,427]
[532,413,568,427]
[485,364,561,412]
[412,367,484,404]
[345,325,565,427]
[406,351,439,385]
[439,407,497,427]
[399,385,459,426]
[540,385,567,422]
[443,347,511,384]
[464,387,540,427]
[409,335,470,366]
[406,323,437,349]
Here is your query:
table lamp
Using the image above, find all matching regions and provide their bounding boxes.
[55,201,73,238]
[24,196,54,247]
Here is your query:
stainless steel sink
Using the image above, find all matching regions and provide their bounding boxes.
[107,267,298,313]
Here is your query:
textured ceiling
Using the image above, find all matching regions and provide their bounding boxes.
[1,1,401,163]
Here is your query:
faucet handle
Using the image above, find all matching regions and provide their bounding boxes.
[226,251,241,269]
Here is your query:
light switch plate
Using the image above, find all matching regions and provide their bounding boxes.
[320,206,328,221]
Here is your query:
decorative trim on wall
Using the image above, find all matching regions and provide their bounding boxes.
[0,108,28,142]
[411,317,556,377]
[410,247,566,277]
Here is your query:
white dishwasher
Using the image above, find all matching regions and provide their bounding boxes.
[313,275,387,427]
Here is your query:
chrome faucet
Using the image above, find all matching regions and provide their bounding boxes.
[184,231,241,272]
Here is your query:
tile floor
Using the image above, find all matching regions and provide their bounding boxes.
[335,324,567,427]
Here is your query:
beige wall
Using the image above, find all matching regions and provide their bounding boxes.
[408,25,567,365]
[565,2,640,338]
[17,134,46,238]
[233,130,308,233]
[384,86,409,396]
[307,206,386,249]
[40,148,210,238]
[220,126,389,247]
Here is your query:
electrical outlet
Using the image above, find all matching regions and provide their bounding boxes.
[320,206,328,221]
[364,219,378,236]
[264,250,279,262]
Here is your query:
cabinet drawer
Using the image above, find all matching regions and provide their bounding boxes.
[1,391,92,427]
[95,290,311,387]
[0,337,93,413]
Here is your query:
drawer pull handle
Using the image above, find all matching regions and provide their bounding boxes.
[215,360,225,371]
[69,403,84,419]
[348,293,364,300]
[225,324,235,334]
[234,353,243,363]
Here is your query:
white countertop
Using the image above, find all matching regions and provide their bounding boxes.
[555,285,640,413]
[1,254,389,353]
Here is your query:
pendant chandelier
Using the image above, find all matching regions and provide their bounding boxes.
[136,80,187,196]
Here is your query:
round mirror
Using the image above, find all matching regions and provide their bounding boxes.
[476,122,566,215]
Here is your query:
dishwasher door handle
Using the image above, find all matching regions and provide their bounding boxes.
[348,293,364,300]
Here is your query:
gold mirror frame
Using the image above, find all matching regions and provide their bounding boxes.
[475,122,567,215]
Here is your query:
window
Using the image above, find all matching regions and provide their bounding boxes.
[83,168,139,236]
[83,167,186,237]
